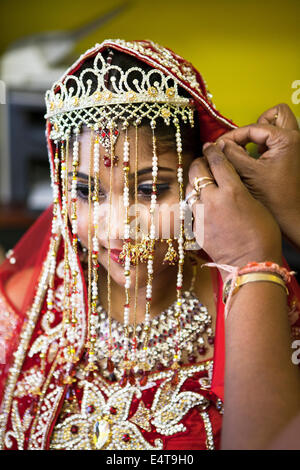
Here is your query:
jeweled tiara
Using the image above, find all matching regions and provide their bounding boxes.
[44,50,195,140]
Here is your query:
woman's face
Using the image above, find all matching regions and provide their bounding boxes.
[67,124,194,288]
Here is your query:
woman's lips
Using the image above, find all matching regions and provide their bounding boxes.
[108,249,122,264]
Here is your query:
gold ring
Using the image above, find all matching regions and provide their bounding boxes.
[193,176,215,193]
[185,189,199,204]
[195,180,215,192]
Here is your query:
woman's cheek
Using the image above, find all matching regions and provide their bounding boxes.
[77,205,89,248]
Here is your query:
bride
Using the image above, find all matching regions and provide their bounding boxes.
[0,39,299,450]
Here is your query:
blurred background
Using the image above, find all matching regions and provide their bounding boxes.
[0,0,299,277]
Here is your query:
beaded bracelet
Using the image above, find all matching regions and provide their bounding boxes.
[237,261,295,283]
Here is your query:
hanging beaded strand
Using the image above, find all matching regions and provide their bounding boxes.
[85,129,99,372]
[46,141,59,321]
[171,117,185,386]
[106,121,116,378]
[119,124,131,387]
[131,123,139,382]
[139,120,158,386]
[61,137,71,329]
[90,130,101,363]
[69,130,80,339]
[42,140,60,370]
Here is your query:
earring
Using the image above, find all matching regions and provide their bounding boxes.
[162,238,179,265]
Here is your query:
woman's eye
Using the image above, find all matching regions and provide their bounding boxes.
[138,183,170,198]
[74,184,105,201]
[70,183,170,202]
[77,184,90,200]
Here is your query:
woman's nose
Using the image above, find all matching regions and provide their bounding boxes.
[96,196,126,242]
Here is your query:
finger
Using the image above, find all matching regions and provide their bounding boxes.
[257,103,299,131]
[221,139,256,175]
[202,142,243,188]
[215,123,282,149]
[187,156,217,202]
[188,156,216,186]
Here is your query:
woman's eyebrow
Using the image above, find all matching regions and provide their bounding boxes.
[67,167,174,181]
[128,166,175,179]
[68,171,92,182]
[129,166,174,179]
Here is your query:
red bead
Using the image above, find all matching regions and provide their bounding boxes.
[129,368,136,385]
[188,354,196,363]
[110,407,117,415]
[58,371,65,386]
[139,371,148,386]
[171,370,179,386]
[71,425,79,434]
[107,358,114,373]
[104,157,111,167]
[29,399,39,416]
[122,434,130,442]
[119,371,128,388]
[198,346,206,355]
[208,336,214,345]
[86,371,94,382]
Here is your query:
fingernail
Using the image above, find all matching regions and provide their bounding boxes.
[217,139,225,151]
[203,142,212,151]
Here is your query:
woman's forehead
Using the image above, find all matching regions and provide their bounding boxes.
[74,125,180,170]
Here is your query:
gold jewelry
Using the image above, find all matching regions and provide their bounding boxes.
[119,233,154,266]
[223,272,289,304]
[193,176,215,193]
[162,238,179,265]
[45,51,194,141]
[185,189,200,207]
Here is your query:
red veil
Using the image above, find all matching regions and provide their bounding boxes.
[0,40,299,449]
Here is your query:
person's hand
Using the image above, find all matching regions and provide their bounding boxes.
[214,103,300,248]
[186,143,282,281]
